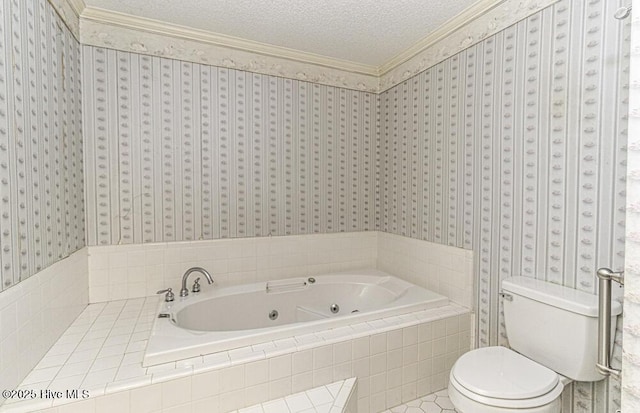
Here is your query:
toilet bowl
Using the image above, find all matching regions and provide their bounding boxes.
[447,276,622,413]
[448,347,564,413]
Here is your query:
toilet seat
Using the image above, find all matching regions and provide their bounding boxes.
[449,347,564,409]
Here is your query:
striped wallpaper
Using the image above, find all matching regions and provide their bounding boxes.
[82,48,378,245]
[379,0,629,411]
[0,0,84,292]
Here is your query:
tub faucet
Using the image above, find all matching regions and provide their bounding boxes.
[180,267,214,297]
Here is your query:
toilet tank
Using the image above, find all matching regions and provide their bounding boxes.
[502,276,622,382]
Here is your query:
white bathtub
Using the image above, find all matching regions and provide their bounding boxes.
[143,269,448,366]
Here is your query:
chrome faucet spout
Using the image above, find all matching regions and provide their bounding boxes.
[180,267,214,297]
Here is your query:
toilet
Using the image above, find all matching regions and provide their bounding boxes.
[448,276,622,413]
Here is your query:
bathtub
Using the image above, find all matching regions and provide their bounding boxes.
[143,269,448,367]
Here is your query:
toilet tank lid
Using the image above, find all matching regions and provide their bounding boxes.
[502,276,622,317]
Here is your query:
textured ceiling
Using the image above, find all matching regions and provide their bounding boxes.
[82,0,479,66]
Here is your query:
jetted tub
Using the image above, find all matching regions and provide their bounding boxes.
[143,269,448,366]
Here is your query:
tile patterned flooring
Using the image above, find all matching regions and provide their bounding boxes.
[382,390,459,413]
[230,378,356,413]
[231,386,455,413]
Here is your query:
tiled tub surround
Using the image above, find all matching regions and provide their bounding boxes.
[0,249,89,406]
[87,231,474,309]
[144,270,448,366]
[88,232,377,303]
[377,233,473,309]
[1,297,470,413]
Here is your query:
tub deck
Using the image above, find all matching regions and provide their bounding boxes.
[146,271,449,366]
[0,297,469,412]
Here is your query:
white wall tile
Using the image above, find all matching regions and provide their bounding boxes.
[88,232,378,302]
[377,232,474,309]
[243,383,269,407]
[269,355,292,381]
[161,377,191,408]
[220,365,245,393]
[95,392,130,413]
[312,346,334,370]
[129,383,162,413]
[370,333,387,356]
[245,360,269,387]
[291,372,313,394]
[292,350,313,375]
[269,377,292,399]
[332,342,352,366]
[57,399,96,413]
[0,249,88,407]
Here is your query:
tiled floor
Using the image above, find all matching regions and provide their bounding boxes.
[230,378,356,413]
[382,390,458,413]
[231,381,454,413]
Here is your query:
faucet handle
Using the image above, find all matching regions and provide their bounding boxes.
[192,277,201,293]
[157,288,175,302]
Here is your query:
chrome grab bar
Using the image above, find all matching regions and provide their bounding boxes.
[596,267,623,378]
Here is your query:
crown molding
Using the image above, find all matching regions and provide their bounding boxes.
[68,0,87,17]
[81,7,378,77]
[79,9,380,92]
[378,0,560,92]
[47,0,86,39]
[378,0,504,75]
[77,0,558,93]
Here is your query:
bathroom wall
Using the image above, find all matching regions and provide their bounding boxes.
[379,0,629,411]
[82,48,378,246]
[85,231,475,308]
[377,232,474,308]
[32,0,629,411]
[0,249,88,405]
[0,0,88,404]
[0,0,85,292]
[87,231,378,302]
